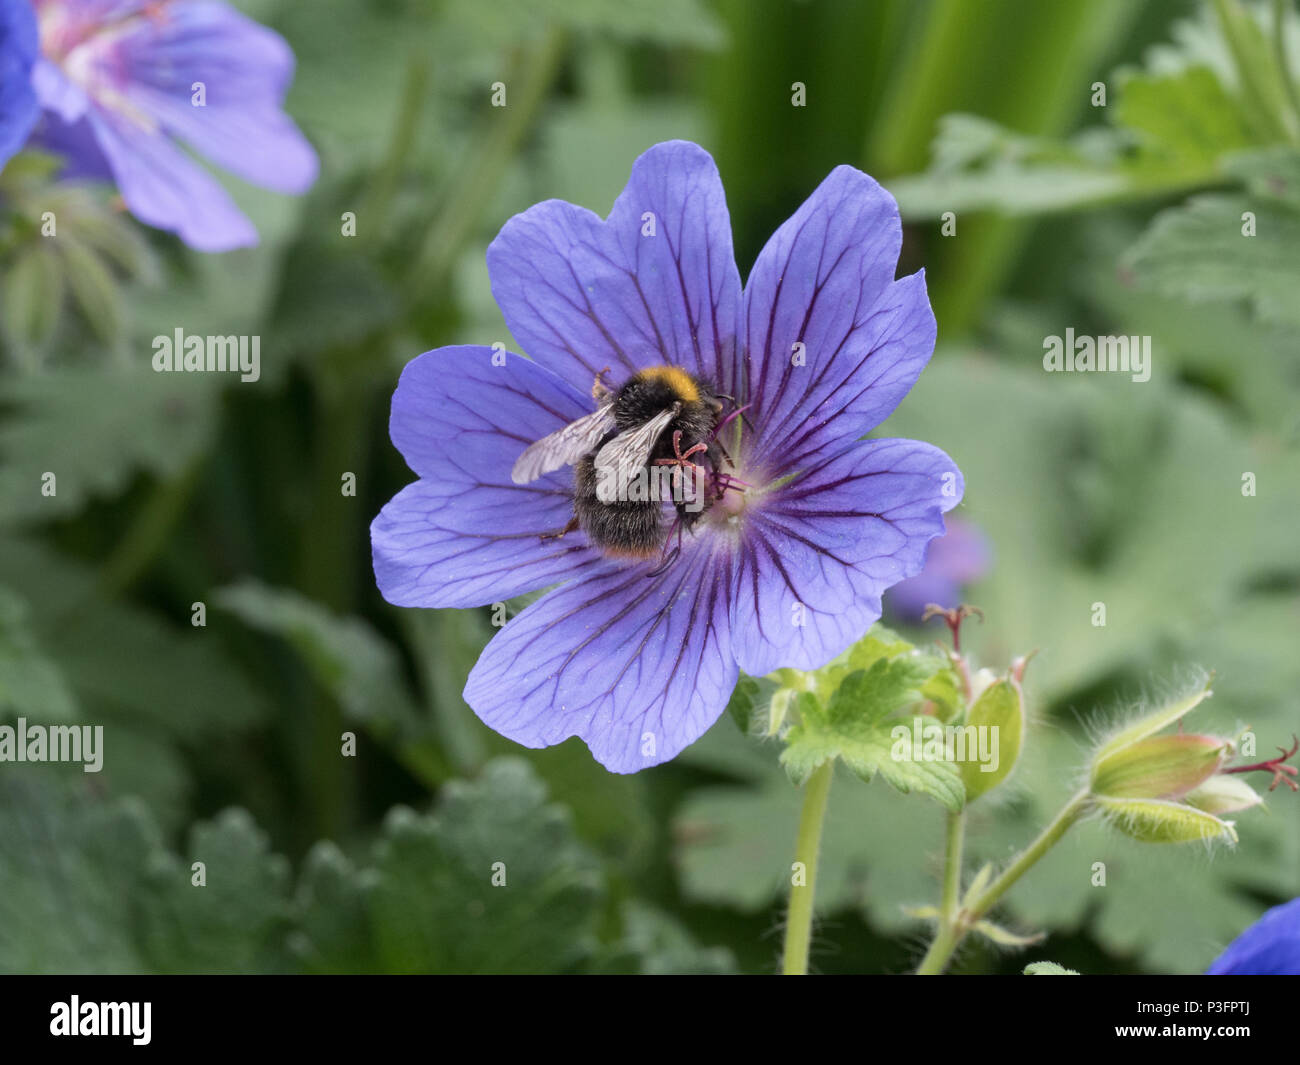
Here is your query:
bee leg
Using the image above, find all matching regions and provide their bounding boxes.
[592,367,613,402]
[539,515,579,542]
[647,514,686,577]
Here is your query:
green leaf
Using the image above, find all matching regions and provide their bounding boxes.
[0,537,268,825]
[1,761,670,975]
[780,655,965,810]
[891,7,1282,224]
[725,675,762,734]
[806,625,923,703]
[1114,64,1257,172]
[1,246,63,358]
[0,538,267,739]
[0,367,220,526]
[58,237,123,346]
[0,776,161,973]
[0,587,78,720]
[215,580,420,731]
[140,809,293,974]
[294,759,605,973]
[595,902,737,975]
[1222,146,1300,207]
[1124,191,1300,328]
[1081,204,1300,428]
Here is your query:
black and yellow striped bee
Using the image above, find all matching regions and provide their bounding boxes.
[512,366,731,561]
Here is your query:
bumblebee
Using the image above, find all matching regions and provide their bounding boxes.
[511,366,728,560]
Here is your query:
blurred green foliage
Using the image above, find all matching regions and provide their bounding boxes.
[0,0,1297,974]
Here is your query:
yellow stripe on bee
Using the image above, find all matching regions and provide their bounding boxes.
[637,365,699,403]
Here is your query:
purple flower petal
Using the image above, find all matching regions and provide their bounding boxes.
[464,545,737,773]
[729,437,963,675]
[31,56,86,123]
[885,516,991,624]
[372,345,604,608]
[1207,897,1300,975]
[372,480,601,610]
[84,106,257,251]
[757,272,937,469]
[111,2,317,194]
[486,140,742,396]
[0,0,40,168]
[387,344,593,480]
[31,0,316,250]
[30,60,116,184]
[740,166,936,468]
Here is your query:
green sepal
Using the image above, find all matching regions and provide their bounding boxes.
[960,677,1025,801]
[1024,961,1079,975]
[1097,795,1238,844]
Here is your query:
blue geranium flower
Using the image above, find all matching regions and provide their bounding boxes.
[1207,897,1300,975]
[372,141,963,773]
[26,0,317,250]
[0,0,39,169]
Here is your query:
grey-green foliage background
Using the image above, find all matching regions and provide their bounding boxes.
[1,0,1297,974]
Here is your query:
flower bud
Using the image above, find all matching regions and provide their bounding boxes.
[1091,733,1228,800]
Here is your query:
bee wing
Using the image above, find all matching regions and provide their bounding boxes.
[593,404,680,484]
[511,405,616,484]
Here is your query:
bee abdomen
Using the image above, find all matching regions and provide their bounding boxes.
[573,455,662,558]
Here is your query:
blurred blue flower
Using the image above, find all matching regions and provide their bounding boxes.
[885,516,989,624]
[372,141,962,772]
[0,0,39,168]
[28,0,317,250]
[1207,897,1300,975]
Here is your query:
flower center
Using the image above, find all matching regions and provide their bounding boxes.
[36,1,161,132]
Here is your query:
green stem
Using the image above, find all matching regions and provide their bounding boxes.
[914,916,961,977]
[782,761,834,976]
[95,458,202,601]
[939,808,965,923]
[1273,0,1300,133]
[916,790,1090,974]
[409,27,565,296]
[967,790,1090,920]
[1213,0,1296,144]
[363,49,432,243]
[915,808,966,976]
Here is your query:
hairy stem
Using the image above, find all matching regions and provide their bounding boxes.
[782,761,834,975]
[939,808,965,924]
[917,790,1090,974]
